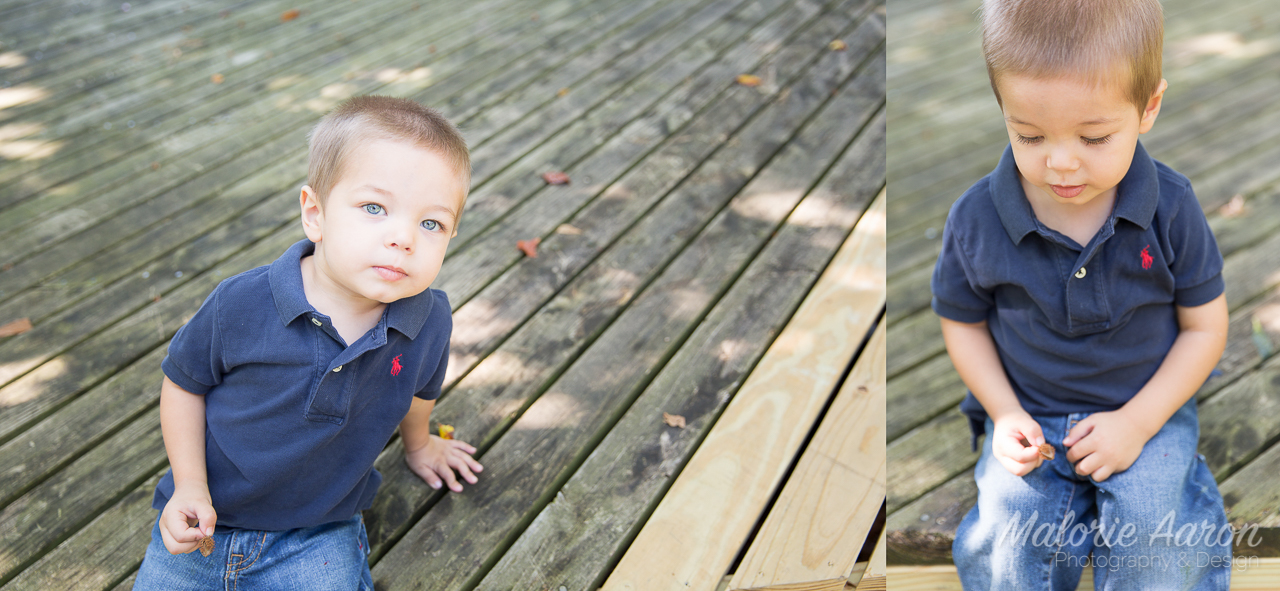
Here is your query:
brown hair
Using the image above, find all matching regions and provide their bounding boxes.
[980,0,1163,112]
[307,95,471,206]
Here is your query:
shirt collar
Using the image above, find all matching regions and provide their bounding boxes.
[269,239,434,340]
[990,140,1160,245]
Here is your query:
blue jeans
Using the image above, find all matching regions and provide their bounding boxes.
[952,398,1231,590]
[133,513,373,591]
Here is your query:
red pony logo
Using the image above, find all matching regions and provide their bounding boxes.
[1141,245,1153,270]
[391,354,403,376]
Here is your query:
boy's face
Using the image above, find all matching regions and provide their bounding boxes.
[301,139,466,305]
[998,72,1165,211]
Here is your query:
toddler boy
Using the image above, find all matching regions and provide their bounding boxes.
[133,96,483,590]
[931,1,1232,588]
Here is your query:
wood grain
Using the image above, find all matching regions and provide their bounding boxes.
[603,189,885,591]
[730,323,886,590]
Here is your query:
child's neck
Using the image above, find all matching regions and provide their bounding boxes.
[299,254,387,346]
[1020,178,1117,248]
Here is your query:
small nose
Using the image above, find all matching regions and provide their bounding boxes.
[387,222,414,253]
[1046,144,1079,172]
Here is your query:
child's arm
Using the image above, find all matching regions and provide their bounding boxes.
[400,397,484,492]
[157,376,217,554]
[940,317,1047,476]
[1064,294,1228,482]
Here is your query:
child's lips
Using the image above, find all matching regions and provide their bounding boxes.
[374,265,407,280]
[1051,184,1085,198]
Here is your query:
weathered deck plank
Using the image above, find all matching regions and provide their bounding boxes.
[0,0,885,588]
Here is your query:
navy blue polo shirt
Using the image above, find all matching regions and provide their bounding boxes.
[152,239,452,530]
[931,141,1224,445]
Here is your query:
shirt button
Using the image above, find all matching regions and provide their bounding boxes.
[1074,267,1087,279]
[311,317,322,326]
[332,365,343,372]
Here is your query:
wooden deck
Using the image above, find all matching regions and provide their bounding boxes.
[0,0,886,590]
[887,0,1280,575]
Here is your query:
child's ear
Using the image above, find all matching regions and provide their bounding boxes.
[1138,78,1168,134]
[300,185,324,243]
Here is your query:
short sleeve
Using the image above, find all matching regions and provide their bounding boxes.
[931,217,994,323]
[161,285,226,395]
[414,340,448,401]
[1168,186,1225,307]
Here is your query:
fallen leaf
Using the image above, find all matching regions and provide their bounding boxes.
[516,238,541,258]
[210,73,224,84]
[736,74,762,87]
[151,161,160,170]
[829,39,848,51]
[198,535,215,557]
[1037,443,1054,461]
[1219,194,1245,218]
[555,223,582,235]
[541,171,570,185]
[439,424,455,440]
[557,87,569,97]
[1,263,12,271]
[281,9,301,21]
[0,318,32,337]
[662,412,686,429]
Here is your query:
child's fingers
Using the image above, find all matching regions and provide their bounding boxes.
[1063,417,1095,447]
[438,464,463,492]
[449,456,479,485]
[996,453,1038,477]
[447,439,477,455]
[159,518,198,555]
[195,505,217,538]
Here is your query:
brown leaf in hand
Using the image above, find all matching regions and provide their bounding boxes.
[829,39,848,51]
[0,318,32,337]
[197,535,215,557]
[735,74,762,87]
[1038,443,1055,461]
[281,9,301,22]
[210,73,224,84]
[662,412,686,429]
[541,171,570,185]
[516,238,541,258]
[438,424,454,440]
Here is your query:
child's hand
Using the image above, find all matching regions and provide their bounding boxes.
[1064,409,1150,482]
[404,435,484,492]
[990,411,1047,476]
[158,485,216,555]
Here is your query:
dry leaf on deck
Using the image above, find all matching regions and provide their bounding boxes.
[197,536,215,557]
[516,238,541,258]
[210,73,224,84]
[1219,194,1245,218]
[1038,443,1055,461]
[735,74,762,87]
[0,318,32,337]
[438,424,455,440]
[555,224,582,235]
[829,39,848,51]
[281,9,301,22]
[662,412,686,429]
[557,87,570,98]
[541,171,570,185]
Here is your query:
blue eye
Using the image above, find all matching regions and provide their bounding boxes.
[421,219,440,231]
[363,203,384,215]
